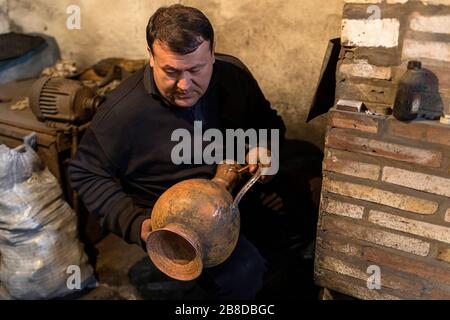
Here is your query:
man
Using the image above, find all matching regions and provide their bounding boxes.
[69,4,285,299]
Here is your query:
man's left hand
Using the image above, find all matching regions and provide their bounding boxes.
[245,146,274,184]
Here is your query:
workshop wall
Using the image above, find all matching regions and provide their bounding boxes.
[4,0,345,149]
[0,0,10,33]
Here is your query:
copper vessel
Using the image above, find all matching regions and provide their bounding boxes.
[146,163,262,281]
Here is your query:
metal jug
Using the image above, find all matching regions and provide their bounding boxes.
[146,163,262,281]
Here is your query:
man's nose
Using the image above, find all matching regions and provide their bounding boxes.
[177,72,191,91]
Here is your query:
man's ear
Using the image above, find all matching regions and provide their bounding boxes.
[148,47,155,68]
[212,42,216,64]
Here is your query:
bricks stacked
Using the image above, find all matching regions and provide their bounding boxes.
[314,108,450,299]
[337,0,450,114]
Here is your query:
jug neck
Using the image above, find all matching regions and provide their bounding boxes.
[212,163,241,191]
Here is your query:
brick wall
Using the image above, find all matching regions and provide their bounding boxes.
[337,0,450,115]
[314,108,450,299]
[314,0,450,299]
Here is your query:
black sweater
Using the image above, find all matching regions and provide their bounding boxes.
[68,58,286,248]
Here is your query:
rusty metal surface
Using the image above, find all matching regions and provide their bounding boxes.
[0,79,55,134]
[0,79,74,181]
[29,77,101,124]
[147,163,261,281]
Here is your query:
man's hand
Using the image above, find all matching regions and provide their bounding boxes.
[140,218,153,243]
[245,146,274,184]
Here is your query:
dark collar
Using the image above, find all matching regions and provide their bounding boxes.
[143,64,159,97]
[144,64,174,107]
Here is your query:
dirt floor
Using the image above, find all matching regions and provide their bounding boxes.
[79,232,319,300]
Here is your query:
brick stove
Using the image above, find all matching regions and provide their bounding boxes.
[314,108,450,299]
[314,0,450,299]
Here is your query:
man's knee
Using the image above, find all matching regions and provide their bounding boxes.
[234,236,266,280]
[199,236,266,299]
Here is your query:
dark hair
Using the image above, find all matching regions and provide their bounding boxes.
[146,4,214,55]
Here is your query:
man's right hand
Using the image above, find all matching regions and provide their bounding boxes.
[140,218,153,243]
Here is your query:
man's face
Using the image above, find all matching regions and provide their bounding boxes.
[150,40,215,108]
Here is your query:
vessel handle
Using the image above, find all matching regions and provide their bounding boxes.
[233,165,263,206]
